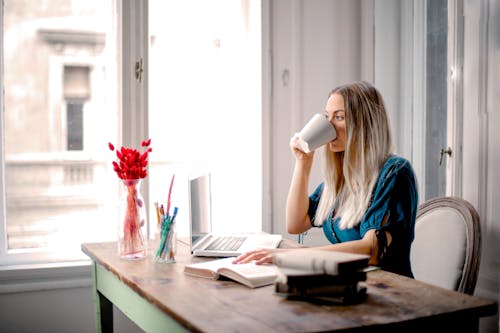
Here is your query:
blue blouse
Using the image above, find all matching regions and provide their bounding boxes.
[307,155,418,277]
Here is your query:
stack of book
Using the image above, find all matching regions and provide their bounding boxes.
[272,249,370,304]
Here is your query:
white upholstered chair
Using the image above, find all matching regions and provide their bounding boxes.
[410,197,481,295]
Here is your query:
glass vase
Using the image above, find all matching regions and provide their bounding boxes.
[118,179,147,260]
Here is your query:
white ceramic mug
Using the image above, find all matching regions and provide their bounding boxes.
[294,113,337,153]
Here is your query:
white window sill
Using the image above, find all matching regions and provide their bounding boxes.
[0,260,92,294]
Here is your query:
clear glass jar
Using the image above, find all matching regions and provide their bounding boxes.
[154,214,176,263]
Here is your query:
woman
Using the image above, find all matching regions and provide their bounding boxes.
[234,81,418,278]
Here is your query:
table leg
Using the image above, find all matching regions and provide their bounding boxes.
[92,262,113,333]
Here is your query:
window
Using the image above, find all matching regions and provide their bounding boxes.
[1,0,263,266]
[1,0,119,264]
[373,0,449,202]
[148,0,262,237]
[64,65,91,151]
[424,0,448,199]
[66,101,84,151]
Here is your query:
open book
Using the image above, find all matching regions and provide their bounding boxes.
[184,257,279,288]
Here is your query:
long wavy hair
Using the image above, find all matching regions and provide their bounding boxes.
[314,81,393,229]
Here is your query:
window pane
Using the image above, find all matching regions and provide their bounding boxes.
[148,0,262,237]
[3,0,118,252]
[67,102,84,151]
[425,0,448,199]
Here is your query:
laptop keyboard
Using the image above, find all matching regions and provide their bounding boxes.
[205,236,246,251]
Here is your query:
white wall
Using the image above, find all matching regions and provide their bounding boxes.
[0,286,142,333]
[265,0,365,245]
[0,287,95,333]
[462,0,500,330]
[373,0,401,152]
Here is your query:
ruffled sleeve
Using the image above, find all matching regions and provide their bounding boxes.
[359,156,418,268]
[359,156,418,238]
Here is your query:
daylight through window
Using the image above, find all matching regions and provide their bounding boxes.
[3,0,118,255]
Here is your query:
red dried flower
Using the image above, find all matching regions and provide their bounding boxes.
[108,139,152,180]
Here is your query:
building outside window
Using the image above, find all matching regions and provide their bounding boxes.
[64,65,91,151]
[2,0,118,260]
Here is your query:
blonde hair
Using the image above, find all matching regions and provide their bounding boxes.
[314,81,393,229]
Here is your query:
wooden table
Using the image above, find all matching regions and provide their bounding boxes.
[82,241,497,333]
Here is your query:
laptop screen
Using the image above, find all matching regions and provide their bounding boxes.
[189,172,212,248]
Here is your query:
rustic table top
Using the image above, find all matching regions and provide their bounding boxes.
[82,240,498,333]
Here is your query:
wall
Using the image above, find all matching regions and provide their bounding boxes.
[267,0,499,331]
[0,285,142,333]
[265,0,365,245]
[462,0,500,330]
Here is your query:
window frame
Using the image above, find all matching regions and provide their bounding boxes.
[0,0,6,264]
[0,0,148,278]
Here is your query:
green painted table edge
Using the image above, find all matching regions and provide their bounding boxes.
[91,261,190,333]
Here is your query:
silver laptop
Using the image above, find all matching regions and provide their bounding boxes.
[188,171,282,257]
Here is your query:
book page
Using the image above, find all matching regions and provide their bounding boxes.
[184,257,278,288]
[219,263,278,288]
[184,257,236,279]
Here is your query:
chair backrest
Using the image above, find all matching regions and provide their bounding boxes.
[410,197,481,295]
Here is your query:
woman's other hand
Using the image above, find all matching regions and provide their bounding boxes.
[232,248,289,265]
